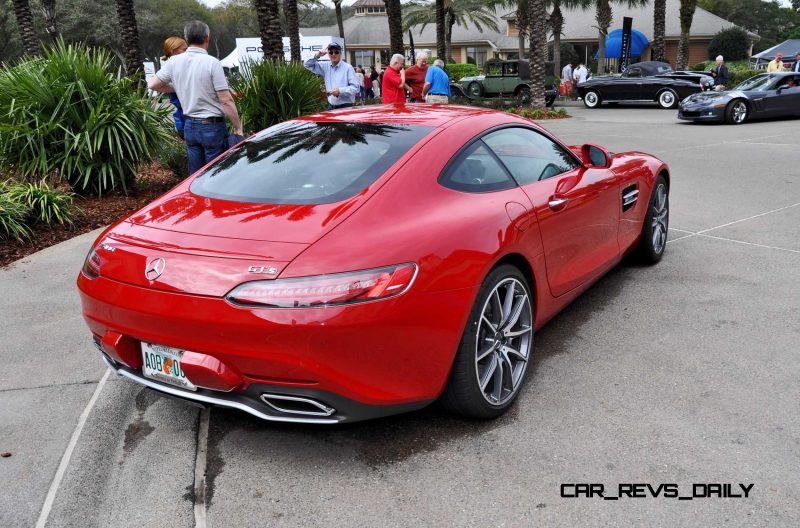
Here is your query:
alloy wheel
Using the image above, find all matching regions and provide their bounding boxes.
[474,278,533,406]
[732,101,747,123]
[651,182,669,254]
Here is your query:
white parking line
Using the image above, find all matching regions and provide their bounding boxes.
[194,407,211,528]
[696,202,800,235]
[35,369,111,528]
[697,234,800,255]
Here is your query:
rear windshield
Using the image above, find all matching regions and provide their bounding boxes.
[190,121,433,204]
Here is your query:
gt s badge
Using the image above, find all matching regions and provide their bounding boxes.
[248,265,278,275]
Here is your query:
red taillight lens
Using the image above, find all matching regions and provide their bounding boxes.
[81,248,101,279]
[225,263,417,308]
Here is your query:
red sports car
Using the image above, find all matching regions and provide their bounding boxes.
[78,105,669,424]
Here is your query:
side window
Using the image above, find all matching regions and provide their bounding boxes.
[482,127,580,185]
[439,142,517,193]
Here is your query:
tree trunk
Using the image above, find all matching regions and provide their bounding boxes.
[527,0,547,107]
[595,0,612,75]
[41,0,58,43]
[550,2,563,74]
[435,0,446,61]
[334,0,345,39]
[446,12,455,63]
[12,0,41,55]
[383,0,404,57]
[285,0,301,61]
[677,0,697,70]
[255,0,284,61]
[516,0,529,58]
[652,0,666,63]
[114,0,142,75]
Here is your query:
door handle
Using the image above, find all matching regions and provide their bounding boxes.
[548,197,568,211]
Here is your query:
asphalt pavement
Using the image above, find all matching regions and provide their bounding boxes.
[1,105,798,527]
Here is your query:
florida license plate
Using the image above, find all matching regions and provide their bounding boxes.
[141,342,196,391]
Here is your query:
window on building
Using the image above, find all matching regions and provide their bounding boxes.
[466,47,489,69]
[353,50,375,68]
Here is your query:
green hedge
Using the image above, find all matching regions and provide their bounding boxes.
[444,63,479,82]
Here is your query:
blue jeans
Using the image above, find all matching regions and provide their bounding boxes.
[184,119,228,175]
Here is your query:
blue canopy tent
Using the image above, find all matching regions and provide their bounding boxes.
[602,28,649,59]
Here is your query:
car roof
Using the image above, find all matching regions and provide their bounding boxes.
[296,104,505,128]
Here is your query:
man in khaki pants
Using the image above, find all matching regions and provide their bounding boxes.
[422,59,450,104]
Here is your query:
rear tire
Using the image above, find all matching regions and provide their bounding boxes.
[440,265,534,419]
[633,175,669,264]
[583,90,601,108]
[657,89,678,109]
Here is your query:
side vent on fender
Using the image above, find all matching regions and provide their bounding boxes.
[622,184,639,213]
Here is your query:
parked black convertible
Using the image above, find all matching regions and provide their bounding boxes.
[576,61,714,109]
[678,72,800,124]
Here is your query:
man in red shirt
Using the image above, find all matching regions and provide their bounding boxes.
[404,52,428,102]
[382,54,410,104]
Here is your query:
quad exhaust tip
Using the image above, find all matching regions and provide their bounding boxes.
[260,393,336,417]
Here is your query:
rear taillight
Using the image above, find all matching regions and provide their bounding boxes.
[81,248,101,279]
[225,263,417,308]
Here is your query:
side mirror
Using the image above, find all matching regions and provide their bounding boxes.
[581,144,611,168]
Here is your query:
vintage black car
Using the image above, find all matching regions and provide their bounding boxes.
[458,59,558,107]
[576,61,714,109]
[678,72,800,124]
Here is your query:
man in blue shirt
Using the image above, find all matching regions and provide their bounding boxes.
[422,59,450,104]
[304,42,359,109]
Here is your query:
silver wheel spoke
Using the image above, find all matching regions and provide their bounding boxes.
[505,326,532,338]
[481,315,497,333]
[480,354,497,392]
[502,296,526,332]
[491,290,503,321]
[492,358,504,401]
[502,345,528,362]
[477,343,495,362]
[501,282,515,323]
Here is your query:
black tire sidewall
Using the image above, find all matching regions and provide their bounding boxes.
[441,264,533,419]
[635,175,669,264]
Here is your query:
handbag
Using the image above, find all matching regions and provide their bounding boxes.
[227,133,245,149]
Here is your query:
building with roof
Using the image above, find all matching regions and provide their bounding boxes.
[302,0,751,71]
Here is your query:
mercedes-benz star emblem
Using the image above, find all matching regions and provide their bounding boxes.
[145,257,166,281]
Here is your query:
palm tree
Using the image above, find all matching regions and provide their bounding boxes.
[333,0,345,38]
[284,0,301,61]
[255,0,284,60]
[403,0,499,63]
[528,0,548,107]
[12,0,41,55]
[436,0,446,61]
[384,0,405,57]
[516,0,529,58]
[652,0,665,62]
[41,0,58,43]
[114,0,142,75]
[594,0,649,75]
[677,0,697,69]
[550,0,591,74]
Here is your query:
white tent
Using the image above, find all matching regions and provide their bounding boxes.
[220,49,239,69]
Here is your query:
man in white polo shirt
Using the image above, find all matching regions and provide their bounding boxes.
[148,20,243,175]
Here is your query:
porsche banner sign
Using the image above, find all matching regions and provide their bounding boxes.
[621,17,633,72]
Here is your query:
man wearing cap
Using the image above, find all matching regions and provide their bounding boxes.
[304,42,359,110]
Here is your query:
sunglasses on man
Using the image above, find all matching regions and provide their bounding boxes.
[328,50,341,55]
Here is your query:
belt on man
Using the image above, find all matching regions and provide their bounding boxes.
[186,116,224,123]
[328,103,353,109]
[428,93,448,96]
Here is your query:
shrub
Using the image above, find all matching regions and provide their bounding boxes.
[4,180,77,225]
[157,138,189,180]
[444,63,479,82]
[0,40,173,195]
[231,59,326,134]
[0,194,31,241]
[708,27,751,62]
